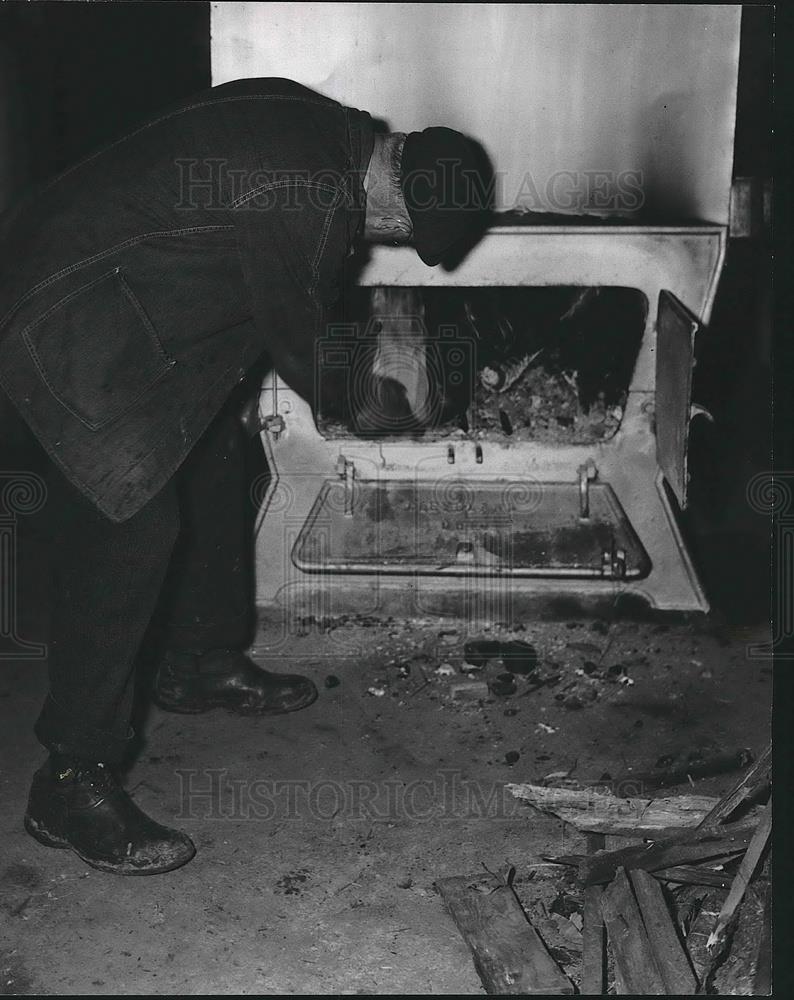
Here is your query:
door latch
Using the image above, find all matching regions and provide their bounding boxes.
[336,456,355,517]
[578,460,598,520]
[602,545,627,579]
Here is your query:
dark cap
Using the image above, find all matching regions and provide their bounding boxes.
[400,127,493,266]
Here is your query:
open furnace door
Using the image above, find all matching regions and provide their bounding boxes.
[656,290,702,509]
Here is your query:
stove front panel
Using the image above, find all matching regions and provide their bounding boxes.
[254,226,725,615]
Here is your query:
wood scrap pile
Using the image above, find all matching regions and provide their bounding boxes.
[436,745,771,995]
[524,744,772,994]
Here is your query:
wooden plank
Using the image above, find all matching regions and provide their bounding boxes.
[575,819,757,887]
[599,868,666,994]
[506,783,719,836]
[436,875,573,995]
[581,886,605,995]
[553,854,740,887]
[629,869,698,995]
[545,842,748,875]
[581,832,606,995]
[707,800,772,953]
[654,865,733,889]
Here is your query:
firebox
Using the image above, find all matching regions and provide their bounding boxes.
[253,218,726,617]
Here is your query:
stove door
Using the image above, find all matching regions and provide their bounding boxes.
[291,479,651,580]
[656,290,701,509]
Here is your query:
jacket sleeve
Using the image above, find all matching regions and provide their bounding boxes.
[232,183,350,410]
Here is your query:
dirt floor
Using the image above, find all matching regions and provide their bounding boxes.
[0,601,771,995]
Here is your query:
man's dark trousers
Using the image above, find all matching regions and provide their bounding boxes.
[5,395,255,765]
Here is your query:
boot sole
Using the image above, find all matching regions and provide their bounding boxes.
[24,814,70,850]
[153,688,318,716]
[24,814,196,876]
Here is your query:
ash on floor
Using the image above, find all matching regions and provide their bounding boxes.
[0,613,770,994]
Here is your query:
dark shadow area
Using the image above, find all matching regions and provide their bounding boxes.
[0,0,214,739]
[679,4,773,627]
[682,237,772,625]
[0,1,210,190]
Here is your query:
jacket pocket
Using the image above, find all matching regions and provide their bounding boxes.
[21,267,176,431]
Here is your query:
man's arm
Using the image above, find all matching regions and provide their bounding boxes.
[232,183,349,408]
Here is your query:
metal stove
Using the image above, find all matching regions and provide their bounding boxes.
[253,220,726,619]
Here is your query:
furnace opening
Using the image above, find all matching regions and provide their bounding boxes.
[317,286,648,443]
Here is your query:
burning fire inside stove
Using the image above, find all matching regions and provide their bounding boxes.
[317,286,648,446]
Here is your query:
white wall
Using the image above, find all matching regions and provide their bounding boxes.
[211,2,740,223]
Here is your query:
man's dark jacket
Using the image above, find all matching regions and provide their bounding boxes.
[0,78,374,520]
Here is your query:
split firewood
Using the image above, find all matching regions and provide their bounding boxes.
[653,865,734,889]
[546,817,758,886]
[706,799,772,955]
[506,782,720,836]
[582,823,756,887]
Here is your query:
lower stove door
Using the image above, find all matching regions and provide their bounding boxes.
[292,480,651,580]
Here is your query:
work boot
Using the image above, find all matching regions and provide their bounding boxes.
[152,649,318,716]
[24,756,196,875]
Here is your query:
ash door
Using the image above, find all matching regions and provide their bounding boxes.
[656,291,702,508]
[292,479,650,580]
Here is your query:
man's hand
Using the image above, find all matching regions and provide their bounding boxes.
[350,373,419,438]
